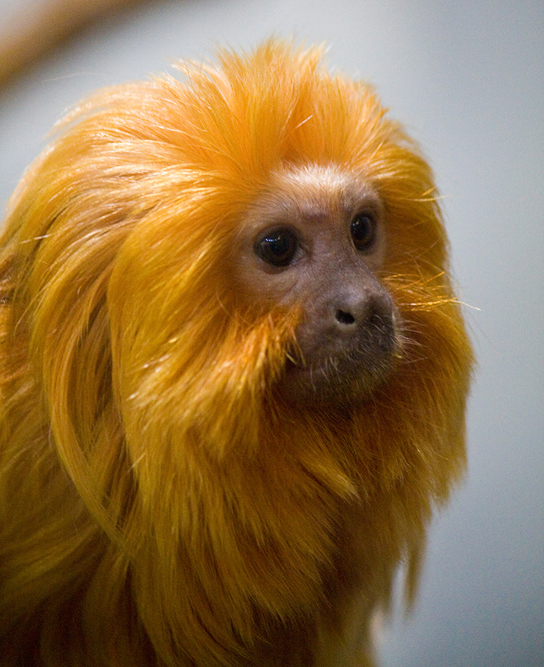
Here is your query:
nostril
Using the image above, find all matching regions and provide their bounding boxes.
[336,309,356,325]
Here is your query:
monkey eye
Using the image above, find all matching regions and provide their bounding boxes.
[351,212,377,251]
[255,228,299,267]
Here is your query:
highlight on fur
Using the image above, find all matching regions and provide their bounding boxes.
[0,40,473,666]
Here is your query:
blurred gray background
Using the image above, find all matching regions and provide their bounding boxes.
[0,1,542,665]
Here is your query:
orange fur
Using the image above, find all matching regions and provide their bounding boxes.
[0,41,473,666]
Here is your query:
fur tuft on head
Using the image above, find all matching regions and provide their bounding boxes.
[0,40,473,666]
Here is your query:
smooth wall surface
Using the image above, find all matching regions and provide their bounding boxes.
[0,1,542,665]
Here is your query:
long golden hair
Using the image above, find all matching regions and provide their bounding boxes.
[0,40,473,665]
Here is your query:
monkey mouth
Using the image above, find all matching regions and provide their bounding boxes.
[280,337,399,405]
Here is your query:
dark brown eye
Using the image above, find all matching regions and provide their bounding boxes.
[351,213,377,251]
[256,228,298,267]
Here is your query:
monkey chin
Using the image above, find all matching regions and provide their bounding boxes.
[279,337,400,407]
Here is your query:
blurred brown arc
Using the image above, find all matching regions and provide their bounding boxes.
[0,0,150,87]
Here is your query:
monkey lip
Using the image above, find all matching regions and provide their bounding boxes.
[284,350,390,382]
[281,340,398,404]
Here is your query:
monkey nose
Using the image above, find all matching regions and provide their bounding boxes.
[333,293,393,331]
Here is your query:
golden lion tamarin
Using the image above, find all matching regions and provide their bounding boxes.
[0,41,473,666]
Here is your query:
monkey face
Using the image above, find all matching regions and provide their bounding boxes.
[236,165,401,404]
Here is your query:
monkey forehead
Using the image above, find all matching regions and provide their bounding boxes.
[249,164,382,226]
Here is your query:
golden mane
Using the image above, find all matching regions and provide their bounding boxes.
[0,40,473,666]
